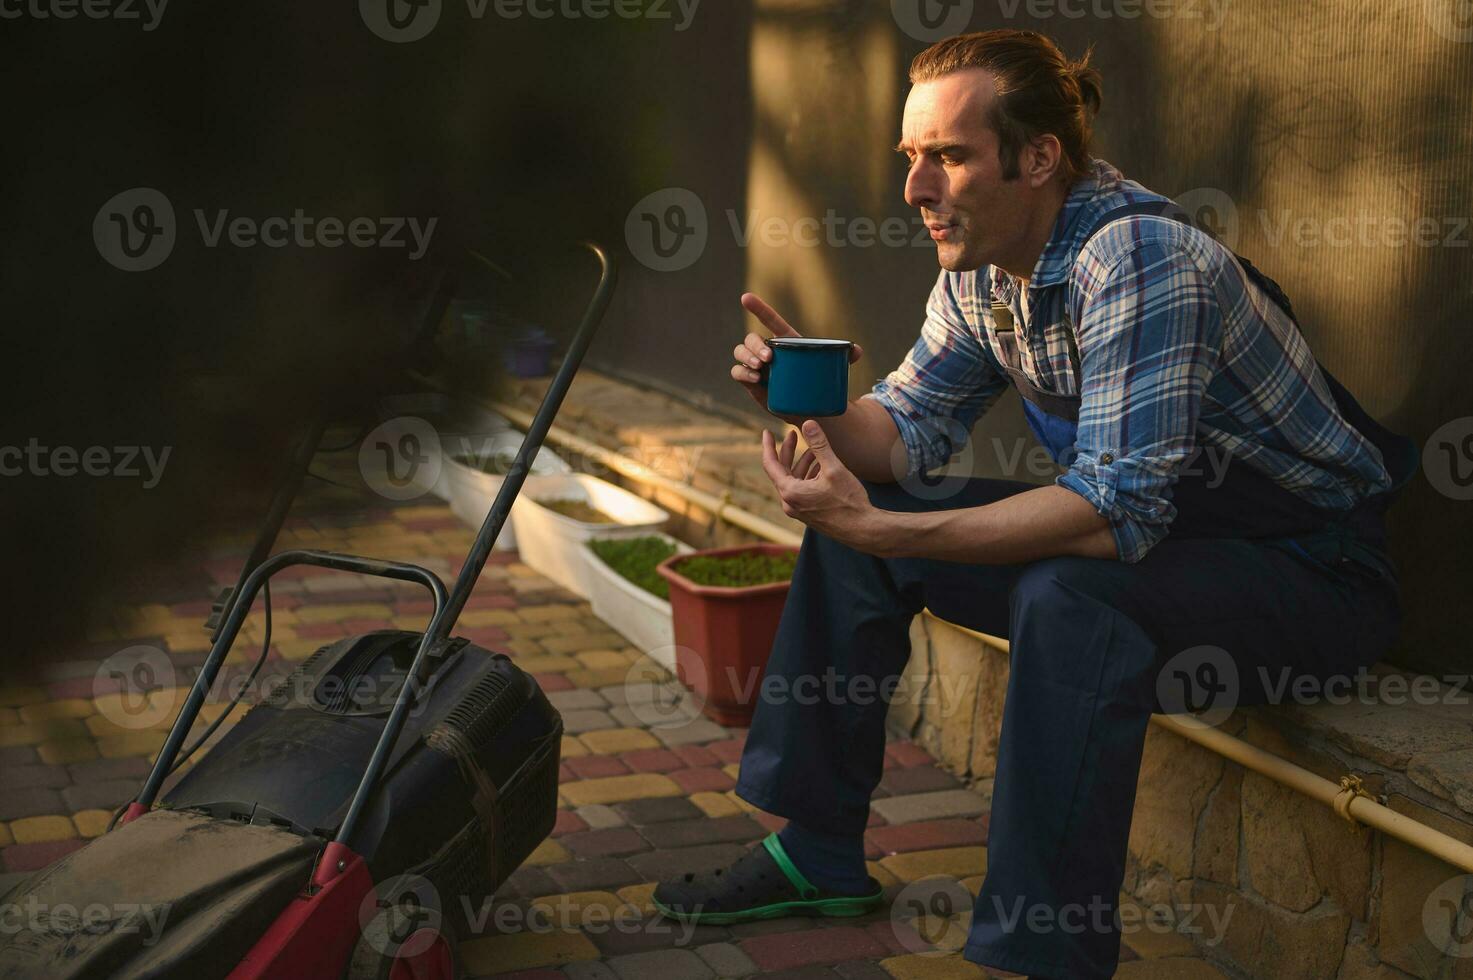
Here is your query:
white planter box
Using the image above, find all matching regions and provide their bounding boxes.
[584,533,692,670]
[444,434,572,551]
[511,475,670,598]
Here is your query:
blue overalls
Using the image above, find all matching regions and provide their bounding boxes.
[733,206,1417,978]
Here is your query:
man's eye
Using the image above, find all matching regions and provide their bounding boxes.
[941,155,961,166]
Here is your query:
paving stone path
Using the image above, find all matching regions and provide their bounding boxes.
[0,470,1227,979]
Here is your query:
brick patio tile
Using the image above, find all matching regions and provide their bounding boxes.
[2,838,85,873]
[624,843,749,883]
[561,828,651,859]
[97,732,166,760]
[739,926,887,972]
[878,766,961,797]
[552,809,589,837]
[459,930,600,976]
[607,948,715,980]
[537,673,574,692]
[580,729,660,755]
[460,627,511,647]
[752,812,788,834]
[548,690,608,712]
[18,699,95,723]
[834,962,894,980]
[620,748,684,773]
[884,743,933,768]
[877,952,986,979]
[559,764,577,784]
[637,815,765,850]
[459,608,521,627]
[878,847,986,883]
[296,621,357,639]
[62,780,140,812]
[520,655,580,673]
[867,820,985,856]
[859,921,917,958]
[0,788,65,821]
[867,862,899,890]
[705,738,746,765]
[560,735,587,759]
[0,719,89,748]
[652,719,728,747]
[567,669,632,690]
[611,797,702,826]
[0,687,50,709]
[689,792,742,819]
[544,858,643,894]
[0,764,71,792]
[519,605,583,623]
[46,678,111,701]
[542,633,629,656]
[566,756,631,780]
[575,650,632,672]
[696,941,759,977]
[665,767,733,795]
[672,745,720,768]
[870,791,987,827]
[526,840,572,866]
[747,968,842,980]
[501,867,561,901]
[11,815,77,845]
[0,826,11,848]
[464,593,518,610]
[615,882,656,915]
[38,738,100,766]
[560,775,681,808]
[726,917,813,939]
[574,805,626,830]
[72,810,111,839]
[564,962,620,980]
[0,747,37,767]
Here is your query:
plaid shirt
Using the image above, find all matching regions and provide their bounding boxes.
[867,159,1392,563]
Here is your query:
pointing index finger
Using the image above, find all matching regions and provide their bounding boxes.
[741,292,800,339]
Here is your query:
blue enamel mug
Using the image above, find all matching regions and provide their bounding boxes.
[758,337,853,418]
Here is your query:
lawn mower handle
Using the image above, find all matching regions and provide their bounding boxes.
[131,550,449,812]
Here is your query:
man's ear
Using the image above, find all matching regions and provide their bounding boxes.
[1024,133,1065,188]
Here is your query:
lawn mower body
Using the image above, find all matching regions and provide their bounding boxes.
[0,243,618,979]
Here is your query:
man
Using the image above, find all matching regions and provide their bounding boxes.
[653,29,1409,979]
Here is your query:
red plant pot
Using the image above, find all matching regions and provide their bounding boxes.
[654,543,800,727]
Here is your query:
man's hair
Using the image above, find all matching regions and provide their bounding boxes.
[909,30,1103,183]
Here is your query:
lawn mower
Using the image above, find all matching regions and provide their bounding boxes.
[0,242,619,979]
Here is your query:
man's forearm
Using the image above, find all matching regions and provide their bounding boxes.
[875,484,1119,564]
[781,397,903,484]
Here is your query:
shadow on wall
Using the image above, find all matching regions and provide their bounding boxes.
[0,2,685,671]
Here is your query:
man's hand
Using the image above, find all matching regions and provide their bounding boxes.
[761,420,892,553]
[732,293,864,417]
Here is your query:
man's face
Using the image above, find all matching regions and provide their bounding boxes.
[899,69,1042,274]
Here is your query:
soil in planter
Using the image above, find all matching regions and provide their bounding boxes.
[674,551,797,588]
[589,536,677,600]
[536,497,618,524]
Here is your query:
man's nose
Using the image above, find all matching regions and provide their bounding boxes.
[904,159,941,210]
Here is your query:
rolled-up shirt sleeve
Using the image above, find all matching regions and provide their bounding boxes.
[1056,241,1225,563]
[865,271,1009,479]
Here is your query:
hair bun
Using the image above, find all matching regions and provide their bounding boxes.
[1070,54,1103,117]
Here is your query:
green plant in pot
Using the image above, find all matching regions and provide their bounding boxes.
[655,544,800,727]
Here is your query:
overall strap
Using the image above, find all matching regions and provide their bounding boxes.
[1082,200,1418,500]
